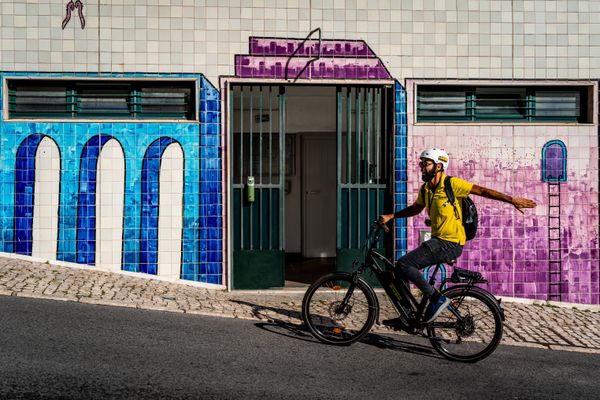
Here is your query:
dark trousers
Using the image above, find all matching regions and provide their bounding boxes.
[396,237,463,298]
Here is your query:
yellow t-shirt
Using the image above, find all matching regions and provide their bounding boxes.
[415,173,474,246]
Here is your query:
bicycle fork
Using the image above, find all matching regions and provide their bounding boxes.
[336,284,356,315]
[335,272,363,315]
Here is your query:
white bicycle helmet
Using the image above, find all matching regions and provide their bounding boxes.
[420,148,449,170]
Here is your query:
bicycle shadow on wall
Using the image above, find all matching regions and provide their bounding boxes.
[231,299,440,359]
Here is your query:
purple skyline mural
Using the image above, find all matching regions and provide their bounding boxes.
[235,37,391,80]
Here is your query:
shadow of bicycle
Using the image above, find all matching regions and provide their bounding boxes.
[231,299,315,342]
[231,299,442,359]
[361,331,440,359]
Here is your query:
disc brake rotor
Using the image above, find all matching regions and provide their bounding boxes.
[328,301,351,321]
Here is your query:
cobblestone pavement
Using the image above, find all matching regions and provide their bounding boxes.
[1,256,599,354]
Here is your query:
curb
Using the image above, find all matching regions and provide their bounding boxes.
[3,291,599,355]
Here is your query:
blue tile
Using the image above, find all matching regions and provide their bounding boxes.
[1,72,221,285]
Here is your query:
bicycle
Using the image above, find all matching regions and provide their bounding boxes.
[301,220,505,363]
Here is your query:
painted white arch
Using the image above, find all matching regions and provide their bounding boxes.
[96,139,125,272]
[31,137,60,259]
[157,143,184,279]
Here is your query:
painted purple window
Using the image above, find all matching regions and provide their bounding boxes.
[541,140,567,182]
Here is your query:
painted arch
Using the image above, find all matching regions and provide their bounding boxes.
[14,134,61,257]
[76,135,125,270]
[139,137,184,277]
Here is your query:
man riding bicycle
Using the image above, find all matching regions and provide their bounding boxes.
[379,148,537,324]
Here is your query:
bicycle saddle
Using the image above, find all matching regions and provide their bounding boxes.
[450,268,485,283]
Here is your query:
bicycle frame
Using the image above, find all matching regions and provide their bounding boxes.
[351,221,499,332]
[351,222,429,330]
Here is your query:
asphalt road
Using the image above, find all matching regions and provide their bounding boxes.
[0,296,597,400]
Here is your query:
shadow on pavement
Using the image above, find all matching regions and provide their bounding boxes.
[254,321,316,343]
[232,299,441,359]
[361,332,440,359]
[231,299,315,341]
[231,299,303,321]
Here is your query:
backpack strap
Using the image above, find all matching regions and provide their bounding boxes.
[419,183,430,212]
[443,176,455,207]
[443,175,460,219]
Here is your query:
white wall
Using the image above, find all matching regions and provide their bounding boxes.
[157,143,184,279]
[96,139,124,272]
[31,137,60,259]
[284,87,336,253]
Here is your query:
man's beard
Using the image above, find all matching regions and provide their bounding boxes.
[421,170,436,182]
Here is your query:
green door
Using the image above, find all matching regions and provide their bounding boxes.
[231,85,286,289]
[336,86,394,284]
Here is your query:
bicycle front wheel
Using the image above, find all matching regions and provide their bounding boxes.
[427,287,503,363]
[302,273,378,345]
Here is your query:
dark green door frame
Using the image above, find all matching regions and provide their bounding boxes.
[230,85,285,289]
[336,85,394,285]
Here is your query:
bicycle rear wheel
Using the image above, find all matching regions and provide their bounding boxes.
[427,287,503,362]
[302,272,378,345]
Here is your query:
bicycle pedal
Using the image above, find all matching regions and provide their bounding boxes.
[381,317,411,332]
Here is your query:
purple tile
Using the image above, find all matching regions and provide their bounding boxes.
[234,56,392,80]
[249,37,375,57]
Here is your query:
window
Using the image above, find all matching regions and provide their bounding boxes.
[416,85,590,123]
[474,87,526,120]
[7,79,196,120]
[418,89,467,120]
[533,90,580,121]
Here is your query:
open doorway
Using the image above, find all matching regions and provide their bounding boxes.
[229,83,393,290]
[284,86,337,287]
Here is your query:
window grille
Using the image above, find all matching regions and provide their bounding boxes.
[416,85,589,123]
[7,79,196,120]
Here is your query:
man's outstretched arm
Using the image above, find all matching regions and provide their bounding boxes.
[379,203,425,224]
[470,185,537,214]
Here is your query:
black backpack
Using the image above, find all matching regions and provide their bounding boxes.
[420,176,478,241]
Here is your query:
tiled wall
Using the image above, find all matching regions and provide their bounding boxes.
[406,79,600,304]
[2,1,600,83]
[394,81,408,259]
[0,1,598,302]
[0,72,223,285]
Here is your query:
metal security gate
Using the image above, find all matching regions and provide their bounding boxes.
[230,85,285,289]
[336,86,393,278]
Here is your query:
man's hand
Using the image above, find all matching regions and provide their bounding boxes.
[379,214,394,225]
[378,214,393,233]
[511,198,537,214]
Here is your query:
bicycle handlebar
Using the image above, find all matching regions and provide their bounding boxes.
[379,219,390,233]
[362,219,388,252]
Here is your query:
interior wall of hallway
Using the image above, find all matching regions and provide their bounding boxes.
[284,86,337,254]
